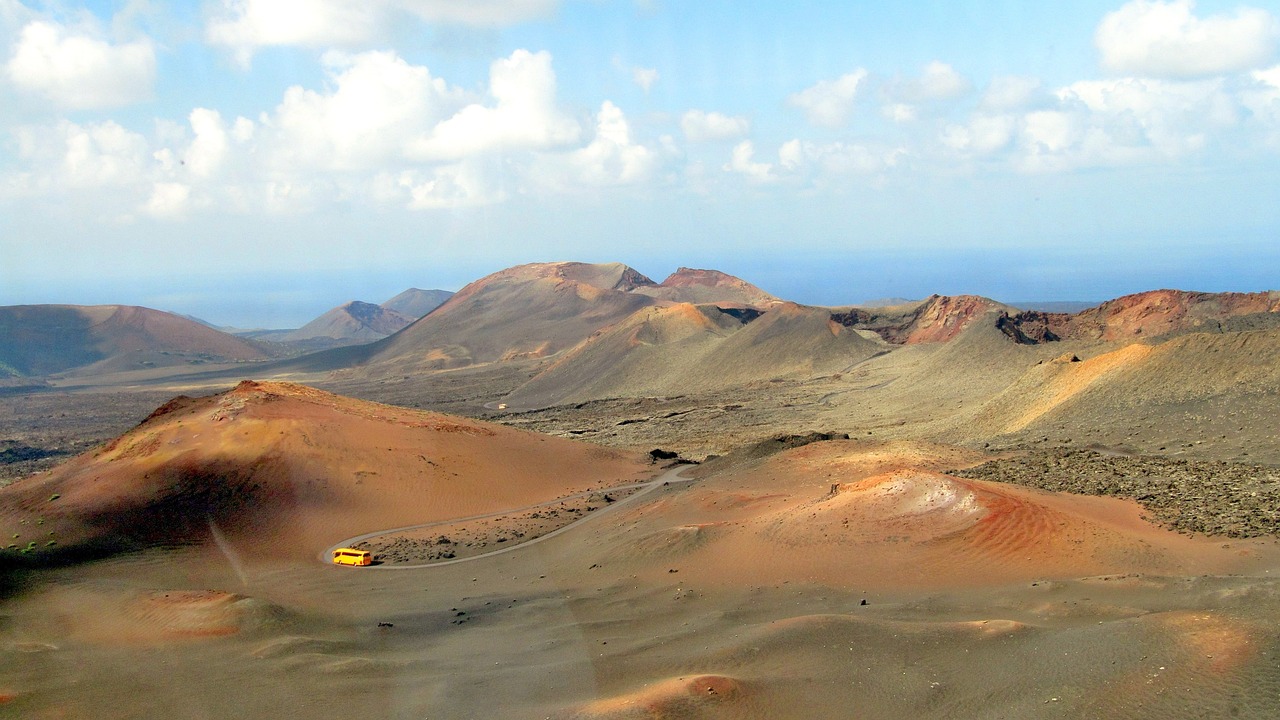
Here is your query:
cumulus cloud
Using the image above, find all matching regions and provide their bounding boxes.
[5,20,155,108]
[680,110,749,141]
[881,61,972,123]
[788,69,868,127]
[941,115,1017,155]
[980,76,1044,111]
[1059,77,1235,152]
[995,76,1243,172]
[890,61,972,103]
[633,66,659,92]
[264,50,463,172]
[185,109,231,178]
[725,140,773,182]
[12,120,151,191]
[207,0,559,66]
[567,101,656,186]
[1242,65,1280,146]
[143,182,193,218]
[408,49,579,161]
[1096,0,1279,78]
[774,138,904,178]
[390,160,506,209]
[398,0,557,25]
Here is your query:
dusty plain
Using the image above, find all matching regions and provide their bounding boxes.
[2,267,1280,718]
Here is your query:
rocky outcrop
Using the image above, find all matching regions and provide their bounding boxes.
[831,295,1011,345]
[995,311,1063,344]
[1058,289,1280,341]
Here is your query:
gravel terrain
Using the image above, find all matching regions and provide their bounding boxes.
[953,449,1280,538]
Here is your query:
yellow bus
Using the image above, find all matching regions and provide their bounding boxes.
[332,548,373,566]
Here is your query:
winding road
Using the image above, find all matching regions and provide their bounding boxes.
[323,465,695,570]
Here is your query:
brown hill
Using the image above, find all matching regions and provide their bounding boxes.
[632,267,781,308]
[280,301,415,344]
[956,327,1280,454]
[354,262,661,373]
[0,304,270,377]
[0,380,650,563]
[502,301,880,408]
[834,294,1013,344]
[598,439,1253,589]
[379,288,454,318]
[993,289,1280,344]
[1057,289,1280,340]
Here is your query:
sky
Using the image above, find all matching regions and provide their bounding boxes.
[2,0,1279,327]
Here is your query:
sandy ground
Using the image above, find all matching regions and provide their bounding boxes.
[3,419,1279,719]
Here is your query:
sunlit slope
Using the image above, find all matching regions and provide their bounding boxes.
[956,328,1280,445]
[0,380,649,562]
[1059,289,1280,341]
[503,302,883,409]
[0,304,270,377]
[589,439,1253,590]
[351,262,660,373]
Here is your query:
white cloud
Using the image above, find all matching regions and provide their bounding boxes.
[390,160,506,209]
[789,69,868,127]
[408,49,580,161]
[881,61,973,123]
[916,61,972,101]
[725,140,773,182]
[1096,0,1279,78]
[567,101,656,186]
[207,0,559,66]
[186,109,231,178]
[680,109,749,141]
[772,138,904,178]
[13,120,151,191]
[206,0,379,55]
[1022,110,1081,154]
[883,103,917,123]
[397,0,557,25]
[942,115,1017,155]
[981,76,1044,111]
[264,50,463,172]
[5,20,154,109]
[143,182,192,218]
[633,66,659,92]
[1058,77,1236,154]
[1243,65,1280,146]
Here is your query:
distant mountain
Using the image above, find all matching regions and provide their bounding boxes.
[855,297,919,308]
[503,301,882,409]
[632,268,780,308]
[1057,289,1280,340]
[994,289,1280,344]
[0,304,271,377]
[832,295,1015,344]
[380,288,454,318]
[354,262,661,373]
[175,313,232,331]
[1005,301,1097,314]
[280,301,415,344]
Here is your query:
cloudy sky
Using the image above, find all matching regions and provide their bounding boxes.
[3,0,1279,327]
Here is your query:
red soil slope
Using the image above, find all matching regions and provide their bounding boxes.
[0,381,651,562]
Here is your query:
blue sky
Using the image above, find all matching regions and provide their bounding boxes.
[2,0,1279,327]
